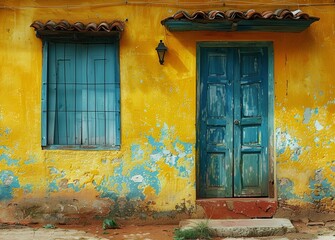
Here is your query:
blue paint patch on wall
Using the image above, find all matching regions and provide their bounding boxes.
[276,148,285,156]
[278,176,335,204]
[148,136,164,155]
[290,148,302,161]
[173,139,193,155]
[94,163,127,200]
[303,108,319,124]
[177,166,189,178]
[308,171,335,201]
[275,128,302,161]
[278,178,301,200]
[95,124,194,201]
[94,178,119,200]
[48,167,81,192]
[146,125,194,178]
[131,144,144,160]
[48,179,81,193]
[130,165,160,197]
[127,181,145,200]
[0,153,19,166]
[0,170,20,200]
[160,123,170,139]
[92,177,119,201]
[48,180,59,192]
[95,162,161,201]
[309,179,333,200]
[303,108,312,124]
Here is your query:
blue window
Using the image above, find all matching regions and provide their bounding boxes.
[41,42,120,149]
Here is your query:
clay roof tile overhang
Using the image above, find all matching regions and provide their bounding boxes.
[161,9,319,32]
[31,20,125,42]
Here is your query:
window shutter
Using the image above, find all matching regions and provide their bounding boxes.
[43,42,120,149]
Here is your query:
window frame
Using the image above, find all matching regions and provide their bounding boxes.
[41,38,121,150]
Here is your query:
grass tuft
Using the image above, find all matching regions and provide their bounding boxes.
[174,220,212,240]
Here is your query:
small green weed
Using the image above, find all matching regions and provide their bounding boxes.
[102,218,120,230]
[174,221,212,240]
[43,224,56,229]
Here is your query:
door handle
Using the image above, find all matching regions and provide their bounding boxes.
[234,119,240,125]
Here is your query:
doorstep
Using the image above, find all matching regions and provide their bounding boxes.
[179,218,295,238]
[196,198,277,219]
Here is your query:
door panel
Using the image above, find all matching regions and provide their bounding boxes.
[207,84,226,118]
[241,83,260,117]
[199,48,233,198]
[234,48,268,197]
[198,44,270,198]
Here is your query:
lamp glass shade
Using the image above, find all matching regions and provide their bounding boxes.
[155,40,167,65]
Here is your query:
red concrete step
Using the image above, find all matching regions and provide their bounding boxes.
[197,198,277,219]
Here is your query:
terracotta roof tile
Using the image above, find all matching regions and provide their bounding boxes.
[161,9,319,32]
[30,20,125,32]
[162,9,317,23]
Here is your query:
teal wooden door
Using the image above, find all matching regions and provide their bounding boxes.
[197,43,272,198]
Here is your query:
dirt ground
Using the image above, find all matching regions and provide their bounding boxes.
[33,220,335,239]
[81,221,335,239]
[2,220,335,239]
[62,222,177,240]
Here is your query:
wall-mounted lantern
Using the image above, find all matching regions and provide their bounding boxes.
[155,40,167,65]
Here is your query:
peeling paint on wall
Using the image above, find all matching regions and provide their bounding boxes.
[0,170,20,200]
[303,108,312,124]
[94,123,194,205]
[314,120,324,131]
[308,169,335,202]
[278,178,300,201]
[0,153,19,166]
[275,128,302,161]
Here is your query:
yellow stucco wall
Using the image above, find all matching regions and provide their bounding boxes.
[0,0,335,221]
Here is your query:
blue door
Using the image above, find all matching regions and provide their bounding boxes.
[197,43,273,198]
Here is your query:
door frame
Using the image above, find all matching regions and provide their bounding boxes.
[196,41,275,199]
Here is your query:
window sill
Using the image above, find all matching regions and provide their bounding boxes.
[42,145,121,151]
